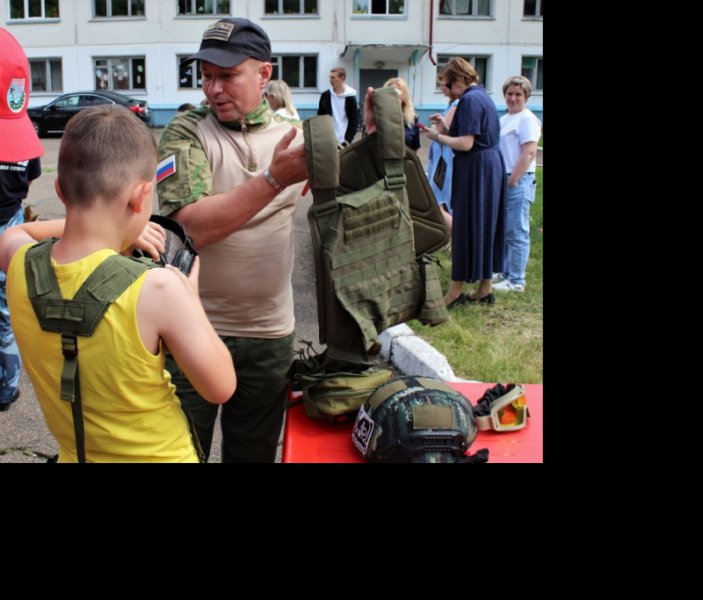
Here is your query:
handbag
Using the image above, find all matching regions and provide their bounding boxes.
[433,155,447,190]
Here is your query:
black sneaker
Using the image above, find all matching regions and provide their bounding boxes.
[0,390,20,412]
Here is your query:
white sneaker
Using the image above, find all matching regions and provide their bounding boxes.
[492,272,508,283]
[493,280,525,292]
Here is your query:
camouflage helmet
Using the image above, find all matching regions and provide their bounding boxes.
[352,376,478,463]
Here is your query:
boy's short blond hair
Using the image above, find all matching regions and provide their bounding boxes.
[58,105,157,206]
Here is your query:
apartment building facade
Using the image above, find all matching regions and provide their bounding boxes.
[2,0,543,126]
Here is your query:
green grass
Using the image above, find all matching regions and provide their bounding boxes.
[409,167,543,383]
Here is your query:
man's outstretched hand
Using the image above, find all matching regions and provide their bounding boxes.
[268,126,309,188]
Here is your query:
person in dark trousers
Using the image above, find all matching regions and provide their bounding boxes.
[318,67,358,145]
[0,27,45,412]
[157,18,309,462]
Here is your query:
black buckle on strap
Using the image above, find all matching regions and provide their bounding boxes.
[61,334,78,359]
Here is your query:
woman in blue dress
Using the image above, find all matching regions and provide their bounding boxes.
[426,84,459,228]
[422,57,506,306]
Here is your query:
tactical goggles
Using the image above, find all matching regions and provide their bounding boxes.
[475,384,530,432]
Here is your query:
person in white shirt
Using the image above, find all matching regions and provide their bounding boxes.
[494,75,542,293]
[317,67,358,145]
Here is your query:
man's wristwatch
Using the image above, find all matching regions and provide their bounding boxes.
[263,168,285,192]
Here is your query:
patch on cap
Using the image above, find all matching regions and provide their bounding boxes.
[7,78,27,114]
[203,21,235,42]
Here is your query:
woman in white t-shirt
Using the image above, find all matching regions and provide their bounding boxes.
[494,76,542,293]
[265,80,299,119]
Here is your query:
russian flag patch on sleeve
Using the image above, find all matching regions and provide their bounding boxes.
[156,155,177,184]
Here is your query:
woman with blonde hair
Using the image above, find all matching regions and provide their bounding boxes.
[383,77,421,150]
[265,79,299,119]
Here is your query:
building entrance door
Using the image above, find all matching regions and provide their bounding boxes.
[359,69,398,126]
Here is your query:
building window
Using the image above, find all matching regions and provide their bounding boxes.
[94,57,146,91]
[521,56,543,91]
[94,0,145,17]
[265,0,318,14]
[179,57,202,89]
[29,59,62,92]
[271,55,317,89]
[439,0,491,16]
[437,55,489,90]
[177,0,230,15]
[352,0,405,16]
[9,0,59,19]
[523,0,543,18]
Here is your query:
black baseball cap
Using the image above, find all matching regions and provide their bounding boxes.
[182,18,271,68]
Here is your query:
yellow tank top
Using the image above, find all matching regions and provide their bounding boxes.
[8,243,199,463]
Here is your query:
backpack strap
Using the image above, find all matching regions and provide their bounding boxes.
[25,239,156,462]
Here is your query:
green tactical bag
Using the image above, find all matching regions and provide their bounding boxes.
[303,87,450,371]
[298,367,394,423]
[24,238,157,463]
[288,341,393,422]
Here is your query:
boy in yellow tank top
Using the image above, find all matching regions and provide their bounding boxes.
[0,106,236,462]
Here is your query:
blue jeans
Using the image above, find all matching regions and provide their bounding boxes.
[502,173,536,286]
[0,206,24,404]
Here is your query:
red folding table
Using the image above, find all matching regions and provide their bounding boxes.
[282,382,543,463]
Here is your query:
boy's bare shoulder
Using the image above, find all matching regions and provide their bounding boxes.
[142,266,180,292]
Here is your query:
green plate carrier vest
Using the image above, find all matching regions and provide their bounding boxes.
[304,87,450,370]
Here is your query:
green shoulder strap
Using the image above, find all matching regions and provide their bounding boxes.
[369,86,406,191]
[25,238,156,463]
[303,115,340,211]
[303,86,407,204]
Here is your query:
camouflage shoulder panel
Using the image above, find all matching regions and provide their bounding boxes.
[158,109,210,158]
[157,109,213,216]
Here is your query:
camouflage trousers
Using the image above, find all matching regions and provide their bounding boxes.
[0,207,24,405]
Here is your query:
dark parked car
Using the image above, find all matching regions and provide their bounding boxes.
[28,91,151,136]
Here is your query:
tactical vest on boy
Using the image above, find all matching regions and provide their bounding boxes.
[24,238,157,463]
[303,87,450,370]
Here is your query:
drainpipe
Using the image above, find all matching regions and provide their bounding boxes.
[354,48,360,102]
[410,50,418,98]
[429,0,437,65]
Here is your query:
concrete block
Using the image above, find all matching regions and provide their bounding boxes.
[379,323,414,358]
[392,335,463,381]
